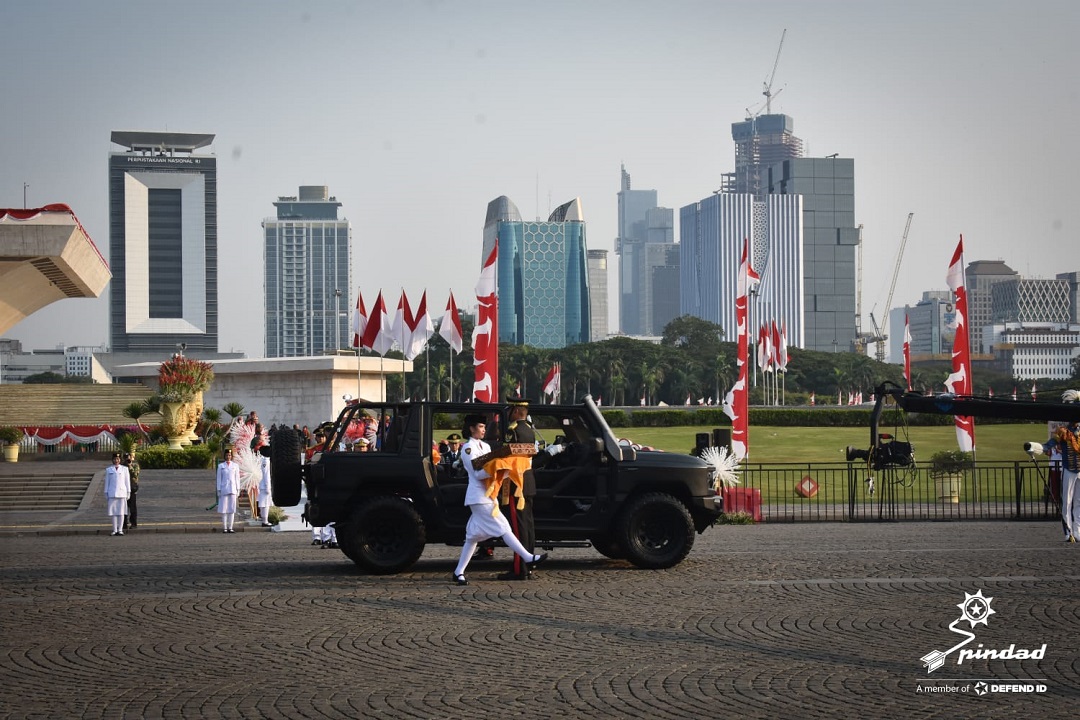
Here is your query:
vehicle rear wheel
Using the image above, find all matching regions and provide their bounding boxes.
[617,492,695,569]
[269,427,303,507]
[338,496,426,574]
[590,536,626,560]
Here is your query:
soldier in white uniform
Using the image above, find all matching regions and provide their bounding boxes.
[451,415,546,585]
[216,449,241,533]
[104,452,131,536]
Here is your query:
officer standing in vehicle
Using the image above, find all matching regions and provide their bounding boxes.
[499,397,537,580]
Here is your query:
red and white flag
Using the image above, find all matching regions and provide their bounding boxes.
[809,392,815,406]
[685,393,691,406]
[1011,386,1017,401]
[472,242,499,403]
[439,292,464,353]
[1031,381,1037,401]
[778,321,789,372]
[944,236,975,452]
[988,387,994,398]
[514,381,522,398]
[903,313,912,391]
[404,291,434,361]
[351,290,368,349]
[391,290,414,355]
[542,362,561,400]
[361,290,394,356]
[722,237,759,463]
[771,321,784,372]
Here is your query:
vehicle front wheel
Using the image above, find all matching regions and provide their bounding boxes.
[337,496,426,574]
[617,492,695,569]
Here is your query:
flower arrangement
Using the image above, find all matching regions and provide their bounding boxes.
[928,449,973,476]
[0,427,24,445]
[157,355,215,403]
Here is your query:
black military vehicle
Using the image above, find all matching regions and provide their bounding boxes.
[270,395,724,574]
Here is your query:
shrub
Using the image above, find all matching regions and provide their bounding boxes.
[929,449,974,476]
[0,427,24,445]
[137,445,215,469]
[717,511,755,525]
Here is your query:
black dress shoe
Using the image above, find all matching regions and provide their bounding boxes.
[529,553,549,569]
[452,574,469,586]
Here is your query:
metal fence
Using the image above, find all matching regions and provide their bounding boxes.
[732,462,1062,523]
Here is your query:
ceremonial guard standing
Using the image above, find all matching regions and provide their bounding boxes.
[499,398,538,580]
[122,451,140,531]
[216,449,241,533]
[1047,403,1080,542]
[104,452,131,536]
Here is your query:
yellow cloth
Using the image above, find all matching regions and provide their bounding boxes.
[483,455,531,513]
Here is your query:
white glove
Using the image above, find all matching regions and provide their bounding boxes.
[452,459,461,470]
[546,444,565,456]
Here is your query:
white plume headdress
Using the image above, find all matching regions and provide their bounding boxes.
[701,445,740,494]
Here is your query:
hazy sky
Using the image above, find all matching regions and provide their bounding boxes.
[3,0,1078,360]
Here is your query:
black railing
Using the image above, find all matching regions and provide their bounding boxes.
[730,462,1061,522]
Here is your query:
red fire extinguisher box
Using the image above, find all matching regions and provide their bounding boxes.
[722,487,762,522]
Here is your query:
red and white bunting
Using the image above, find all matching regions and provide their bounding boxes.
[944,236,975,452]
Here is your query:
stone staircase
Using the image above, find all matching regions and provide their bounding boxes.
[0,472,93,511]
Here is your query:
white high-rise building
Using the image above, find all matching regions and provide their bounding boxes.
[263,186,352,358]
[680,193,803,347]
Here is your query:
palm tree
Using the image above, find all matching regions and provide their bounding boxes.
[222,402,245,423]
[122,400,152,439]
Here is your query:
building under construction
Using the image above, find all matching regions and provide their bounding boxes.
[722,114,805,196]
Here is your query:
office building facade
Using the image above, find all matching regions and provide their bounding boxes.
[483,196,590,349]
[964,260,1018,354]
[615,166,677,335]
[108,131,218,353]
[263,186,352,358]
[764,158,857,353]
[586,249,609,341]
[680,193,803,347]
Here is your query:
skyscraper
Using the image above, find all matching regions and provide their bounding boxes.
[586,249,609,341]
[764,158,858,353]
[615,165,677,335]
[108,131,218,353]
[263,186,352,358]
[680,193,803,346]
[725,114,804,196]
[483,195,590,349]
[964,260,1018,354]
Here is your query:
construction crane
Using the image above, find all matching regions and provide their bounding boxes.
[867,213,914,362]
[763,29,786,115]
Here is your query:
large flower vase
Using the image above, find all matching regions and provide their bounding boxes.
[182,392,203,446]
[161,402,189,450]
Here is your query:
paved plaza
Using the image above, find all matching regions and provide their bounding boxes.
[0,463,1078,718]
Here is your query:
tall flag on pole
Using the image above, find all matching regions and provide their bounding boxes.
[944,236,975,452]
[403,291,434,361]
[351,290,368,349]
[542,362,561,401]
[361,290,394,356]
[777,321,789,372]
[903,313,912,391]
[722,238,759,463]
[472,241,499,403]
[439,292,463,353]
[391,290,413,355]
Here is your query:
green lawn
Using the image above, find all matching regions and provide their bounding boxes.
[616,424,1052,464]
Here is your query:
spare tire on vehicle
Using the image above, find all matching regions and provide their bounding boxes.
[269,427,303,507]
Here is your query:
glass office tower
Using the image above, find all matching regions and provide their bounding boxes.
[483,196,590,349]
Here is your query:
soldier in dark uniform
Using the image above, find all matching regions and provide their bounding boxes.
[499,397,537,580]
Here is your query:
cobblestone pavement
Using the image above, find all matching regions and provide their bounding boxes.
[1,516,1077,719]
